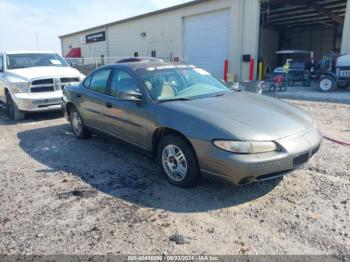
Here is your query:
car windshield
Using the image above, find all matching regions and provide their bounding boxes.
[6,53,69,70]
[137,65,231,101]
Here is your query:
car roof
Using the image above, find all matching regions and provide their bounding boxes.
[276,50,311,54]
[5,51,57,55]
[108,61,192,71]
[116,57,164,63]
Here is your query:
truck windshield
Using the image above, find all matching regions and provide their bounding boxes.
[6,53,69,70]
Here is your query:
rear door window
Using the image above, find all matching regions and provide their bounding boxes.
[83,75,92,88]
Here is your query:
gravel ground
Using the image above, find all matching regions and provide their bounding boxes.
[264,82,350,104]
[0,99,349,256]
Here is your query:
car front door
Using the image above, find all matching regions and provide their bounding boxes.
[78,68,112,130]
[103,69,148,148]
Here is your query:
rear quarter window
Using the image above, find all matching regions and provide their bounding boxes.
[83,75,92,88]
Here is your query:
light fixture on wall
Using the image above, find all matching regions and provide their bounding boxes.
[140,32,147,38]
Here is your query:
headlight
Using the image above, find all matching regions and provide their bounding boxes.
[11,82,29,93]
[213,140,278,154]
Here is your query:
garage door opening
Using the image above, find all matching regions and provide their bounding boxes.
[259,0,347,76]
[183,9,230,78]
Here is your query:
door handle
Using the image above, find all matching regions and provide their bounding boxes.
[105,102,113,108]
[76,93,82,98]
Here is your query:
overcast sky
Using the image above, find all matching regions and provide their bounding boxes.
[0,0,191,54]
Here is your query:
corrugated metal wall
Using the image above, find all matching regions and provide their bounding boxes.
[289,26,336,60]
[61,0,261,80]
[61,26,108,59]
[341,0,350,54]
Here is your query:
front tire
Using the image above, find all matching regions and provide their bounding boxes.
[157,135,200,188]
[69,106,90,139]
[318,75,336,92]
[6,92,25,121]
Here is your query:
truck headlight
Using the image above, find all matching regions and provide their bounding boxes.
[11,82,29,93]
[213,140,278,154]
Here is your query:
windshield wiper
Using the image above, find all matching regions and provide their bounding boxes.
[157,97,192,103]
[210,91,230,97]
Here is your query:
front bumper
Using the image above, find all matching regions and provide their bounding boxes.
[192,127,322,185]
[12,91,63,112]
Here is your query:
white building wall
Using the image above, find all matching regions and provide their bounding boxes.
[107,0,233,63]
[234,0,261,80]
[341,0,350,54]
[61,26,108,60]
[61,0,261,80]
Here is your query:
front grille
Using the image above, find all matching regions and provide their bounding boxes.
[31,78,55,93]
[31,86,55,93]
[60,77,80,83]
[30,77,80,93]
[32,79,54,85]
[256,171,291,181]
[293,153,309,166]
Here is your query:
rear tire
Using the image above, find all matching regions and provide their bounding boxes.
[69,106,90,139]
[157,135,200,188]
[6,92,25,121]
[318,75,336,92]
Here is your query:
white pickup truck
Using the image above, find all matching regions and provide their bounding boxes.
[0,51,85,120]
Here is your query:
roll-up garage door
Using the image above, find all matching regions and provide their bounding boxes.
[183,9,230,78]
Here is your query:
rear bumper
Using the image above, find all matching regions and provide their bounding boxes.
[13,91,63,112]
[192,127,323,185]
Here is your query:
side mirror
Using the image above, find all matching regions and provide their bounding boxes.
[118,90,144,102]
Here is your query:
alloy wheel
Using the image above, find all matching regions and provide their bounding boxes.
[72,111,83,135]
[162,144,188,182]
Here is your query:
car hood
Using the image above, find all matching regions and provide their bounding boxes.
[6,66,84,82]
[162,91,314,141]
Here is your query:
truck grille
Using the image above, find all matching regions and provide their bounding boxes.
[60,77,80,83]
[30,77,80,93]
[31,86,55,93]
[32,79,54,85]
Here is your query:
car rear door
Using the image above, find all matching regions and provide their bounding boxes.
[77,68,112,130]
[103,68,148,148]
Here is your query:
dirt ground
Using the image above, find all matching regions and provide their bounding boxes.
[0,99,349,256]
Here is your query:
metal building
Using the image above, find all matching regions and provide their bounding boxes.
[59,0,350,80]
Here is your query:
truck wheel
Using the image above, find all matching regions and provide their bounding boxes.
[6,92,25,121]
[69,106,90,139]
[158,135,200,188]
[318,76,336,92]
